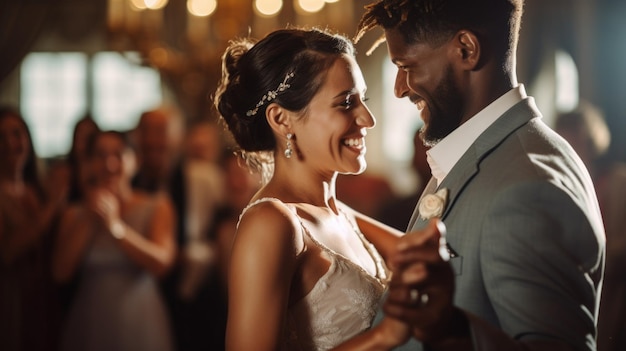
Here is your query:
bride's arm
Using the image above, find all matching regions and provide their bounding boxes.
[226,201,304,351]
[331,316,411,350]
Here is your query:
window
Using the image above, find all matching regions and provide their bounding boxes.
[20,51,161,158]
[92,52,162,131]
[382,56,422,163]
[554,49,579,114]
[380,56,424,194]
[528,49,579,127]
[21,53,87,159]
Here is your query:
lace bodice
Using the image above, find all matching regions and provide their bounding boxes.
[239,198,388,351]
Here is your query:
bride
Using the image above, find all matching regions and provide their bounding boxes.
[214,27,417,350]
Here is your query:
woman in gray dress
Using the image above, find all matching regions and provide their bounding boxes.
[52,130,176,351]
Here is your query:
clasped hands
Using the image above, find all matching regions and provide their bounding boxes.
[85,187,123,236]
[381,219,463,348]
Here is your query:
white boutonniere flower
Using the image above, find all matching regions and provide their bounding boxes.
[418,188,449,220]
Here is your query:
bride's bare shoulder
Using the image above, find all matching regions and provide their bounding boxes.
[235,198,305,256]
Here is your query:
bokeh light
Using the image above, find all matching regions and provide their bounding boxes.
[296,0,325,14]
[255,0,283,17]
[144,0,168,10]
[187,0,217,17]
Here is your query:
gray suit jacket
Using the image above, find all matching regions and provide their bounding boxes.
[396,97,605,350]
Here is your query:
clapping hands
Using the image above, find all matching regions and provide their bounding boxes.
[86,187,121,229]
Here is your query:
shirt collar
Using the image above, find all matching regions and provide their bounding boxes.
[427,85,527,186]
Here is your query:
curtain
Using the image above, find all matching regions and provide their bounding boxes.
[0,0,53,83]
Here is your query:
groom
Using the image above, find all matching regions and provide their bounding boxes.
[356,0,605,350]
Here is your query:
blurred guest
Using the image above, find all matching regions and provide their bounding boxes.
[0,105,66,351]
[377,128,431,231]
[179,150,262,351]
[178,120,225,301]
[132,108,226,350]
[54,115,100,307]
[52,130,176,351]
[66,115,99,203]
[171,120,227,351]
[211,150,262,293]
[555,102,626,351]
[132,107,185,194]
[336,171,395,217]
[39,116,100,325]
[184,119,222,163]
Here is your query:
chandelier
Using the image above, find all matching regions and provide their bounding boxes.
[105,0,354,120]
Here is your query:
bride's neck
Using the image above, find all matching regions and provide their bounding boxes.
[263,171,338,212]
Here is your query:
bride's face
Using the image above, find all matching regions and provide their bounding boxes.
[292,55,376,177]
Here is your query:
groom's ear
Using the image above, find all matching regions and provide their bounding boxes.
[266,102,292,135]
[451,30,480,71]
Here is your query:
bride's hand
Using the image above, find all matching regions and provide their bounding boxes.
[328,314,412,350]
[376,316,412,347]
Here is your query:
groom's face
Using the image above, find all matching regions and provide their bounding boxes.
[385,28,464,147]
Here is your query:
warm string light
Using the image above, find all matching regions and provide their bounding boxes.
[109,0,347,54]
[129,0,147,10]
[296,0,325,14]
[186,0,215,43]
[144,0,168,10]
[254,0,283,17]
[119,0,341,21]
[106,0,350,123]
[187,0,217,17]
[108,0,348,50]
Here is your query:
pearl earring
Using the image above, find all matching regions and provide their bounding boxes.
[284,133,293,159]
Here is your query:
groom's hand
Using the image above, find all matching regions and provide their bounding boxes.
[384,219,468,346]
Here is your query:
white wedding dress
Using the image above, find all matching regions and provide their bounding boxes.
[240,198,389,351]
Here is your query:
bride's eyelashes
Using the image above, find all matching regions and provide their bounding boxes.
[339,95,370,110]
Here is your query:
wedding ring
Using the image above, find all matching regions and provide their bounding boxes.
[409,289,429,306]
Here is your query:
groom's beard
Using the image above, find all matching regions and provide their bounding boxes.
[420,65,464,148]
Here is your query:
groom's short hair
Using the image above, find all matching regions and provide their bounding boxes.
[355,0,524,68]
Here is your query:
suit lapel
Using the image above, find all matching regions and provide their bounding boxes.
[437,154,479,221]
[407,97,542,232]
[438,97,541,220]
[406,177,438,231]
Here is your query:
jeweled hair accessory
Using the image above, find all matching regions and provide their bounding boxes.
[246,72,295,117]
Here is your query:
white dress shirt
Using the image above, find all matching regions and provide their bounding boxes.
[427,85,528,186]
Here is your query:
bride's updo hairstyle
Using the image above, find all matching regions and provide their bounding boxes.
[214,28,355,155]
